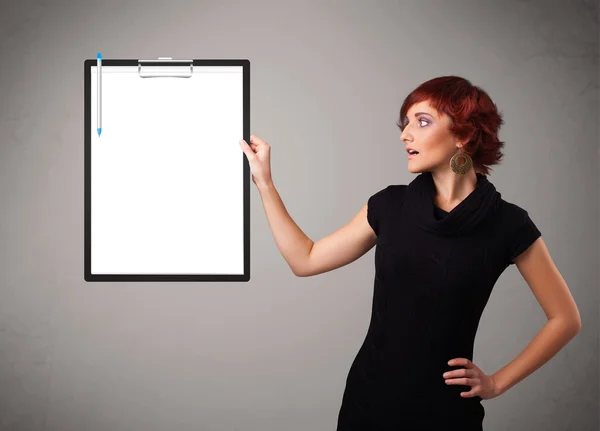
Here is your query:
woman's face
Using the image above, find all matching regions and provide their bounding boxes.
[400,100,461,174]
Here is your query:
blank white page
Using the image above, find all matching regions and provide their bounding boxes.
[89,65,244,275]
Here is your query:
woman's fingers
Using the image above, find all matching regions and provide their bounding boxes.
[443,359,499,400]
[443,368,473,379]
[445,377,477,386]
[238,135,273,187]
[444,368,479,388]
[239,135,268,156]
[239,139,256,159]
[250,134,268,147]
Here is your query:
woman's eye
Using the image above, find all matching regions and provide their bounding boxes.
[398,118,428,130]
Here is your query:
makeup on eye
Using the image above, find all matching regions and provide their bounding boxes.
[399,118,429,129]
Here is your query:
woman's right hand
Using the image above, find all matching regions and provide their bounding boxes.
[239,135,273,188]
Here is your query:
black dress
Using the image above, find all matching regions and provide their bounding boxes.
[336,172,542,431]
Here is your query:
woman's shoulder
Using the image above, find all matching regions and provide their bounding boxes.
[367,184,408,215]
[494,196,542,265]
[497,196,529,218]
[371,184,408,204]
[369,184,407,198]
[495,196,537,232]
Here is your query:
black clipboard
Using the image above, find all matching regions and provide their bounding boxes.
[84,58,250,282]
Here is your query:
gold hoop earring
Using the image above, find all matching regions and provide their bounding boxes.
[450,151,473,175]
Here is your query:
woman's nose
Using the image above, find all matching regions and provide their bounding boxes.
[401,129,412,143]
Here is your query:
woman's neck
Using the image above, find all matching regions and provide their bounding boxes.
[430,169,478,210]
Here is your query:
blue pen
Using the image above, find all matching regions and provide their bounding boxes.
[97,52,102,136]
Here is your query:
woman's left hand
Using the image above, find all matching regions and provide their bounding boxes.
[443,358,502,400]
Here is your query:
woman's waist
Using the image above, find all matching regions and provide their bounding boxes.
[365,326,475,357]
[358,335,476,385]
[370,378,485,418]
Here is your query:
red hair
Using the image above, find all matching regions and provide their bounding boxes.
[397,76,505,176]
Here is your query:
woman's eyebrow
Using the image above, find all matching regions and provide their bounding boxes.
[413,112,434,118]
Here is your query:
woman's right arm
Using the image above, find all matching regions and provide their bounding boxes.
[258,181,377,277]
[239,134,377,277]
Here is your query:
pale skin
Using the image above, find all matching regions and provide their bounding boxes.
[238,102,582,401]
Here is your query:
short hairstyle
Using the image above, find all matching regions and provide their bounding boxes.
[397,76,505,176]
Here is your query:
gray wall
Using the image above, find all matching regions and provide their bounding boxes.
[0,0,597,430]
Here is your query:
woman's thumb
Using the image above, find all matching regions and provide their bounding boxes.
[239,139,255,159]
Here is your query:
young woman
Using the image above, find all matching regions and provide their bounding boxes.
[238,76,581,430]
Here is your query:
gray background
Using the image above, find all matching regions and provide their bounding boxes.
[0,0,598,430]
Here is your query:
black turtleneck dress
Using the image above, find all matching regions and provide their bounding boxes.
[336,172,542,431]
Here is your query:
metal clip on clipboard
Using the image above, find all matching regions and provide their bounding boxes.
[138,57,194,78]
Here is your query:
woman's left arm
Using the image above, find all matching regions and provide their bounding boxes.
[490,237,582,396]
